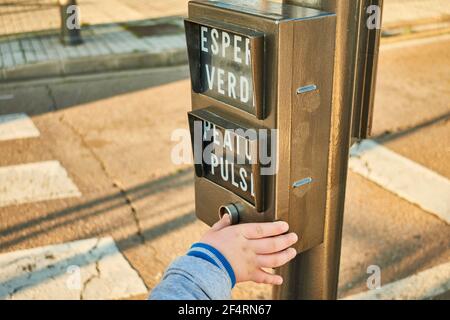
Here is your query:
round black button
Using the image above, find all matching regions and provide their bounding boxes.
[218,204,240,225]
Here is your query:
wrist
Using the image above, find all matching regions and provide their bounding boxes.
[188,242,236,288]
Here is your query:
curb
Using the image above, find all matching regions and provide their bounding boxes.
[1,46,187,82]
[381,27,450,44]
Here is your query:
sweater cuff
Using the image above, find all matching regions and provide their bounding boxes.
[188,243,236,288]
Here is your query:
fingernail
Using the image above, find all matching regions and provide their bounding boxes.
[278,221,289,229]
[290,248,297,257]
[291,233,299,242]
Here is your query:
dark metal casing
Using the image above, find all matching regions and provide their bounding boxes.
[185,0,336,253]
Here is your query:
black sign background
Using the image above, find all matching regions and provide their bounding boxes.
[201,120,256,205]
[199,25,255,114]
[185,19,265,118]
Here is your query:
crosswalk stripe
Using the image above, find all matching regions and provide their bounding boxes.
[0,113,40,141]
[0,237,148,300]
[0,94,14,100]
[349,140,450,224]
[343,261,450,300]
[0,160,81,208]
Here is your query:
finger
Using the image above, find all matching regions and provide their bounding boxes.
[250,233,298,254]
[241,221,289,239]
[257,247,297,268]
[251,269,284,285]
[211,214,231,231]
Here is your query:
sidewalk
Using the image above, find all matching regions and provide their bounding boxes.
[0,17,187,81]
[0,0,189,81]
[0,0,190,36]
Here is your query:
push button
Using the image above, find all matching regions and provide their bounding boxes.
[219,204,240,225]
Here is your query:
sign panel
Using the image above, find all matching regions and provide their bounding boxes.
[188,110,265,209]
[185,19,265,118]
[202,119,256,204]
[199,26,254,113]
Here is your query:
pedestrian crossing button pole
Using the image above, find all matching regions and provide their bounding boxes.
[185,0,383,300]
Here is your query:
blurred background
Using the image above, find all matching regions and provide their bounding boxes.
[0,0,449,300]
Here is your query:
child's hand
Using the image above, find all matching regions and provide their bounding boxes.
[199,214,298,285]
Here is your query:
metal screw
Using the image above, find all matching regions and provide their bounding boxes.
[292,177,313,188]
[297,85,317,94]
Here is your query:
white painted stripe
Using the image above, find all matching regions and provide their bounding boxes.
[0,94,14,100]
[0,113,40,141]
[0,160,81,208]
[0,237,148,300]
[349,140,450,224]
[343,262,450,300]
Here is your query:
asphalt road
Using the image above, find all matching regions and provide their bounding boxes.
[0,35,449,299]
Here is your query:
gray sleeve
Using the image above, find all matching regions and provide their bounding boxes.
[148,255,232,300]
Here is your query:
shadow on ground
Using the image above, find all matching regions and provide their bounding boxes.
[0,64,190,116]
[0,167,195,250]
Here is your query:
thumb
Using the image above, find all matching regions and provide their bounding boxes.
[211,214,231,231]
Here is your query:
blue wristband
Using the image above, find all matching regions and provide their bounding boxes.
[187,250,221,269]
[190,243,236,288]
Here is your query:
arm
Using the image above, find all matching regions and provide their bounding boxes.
[149,214,298,300]
[149,244,235,300]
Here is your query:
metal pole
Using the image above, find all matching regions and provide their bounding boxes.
[275,0,383,300]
